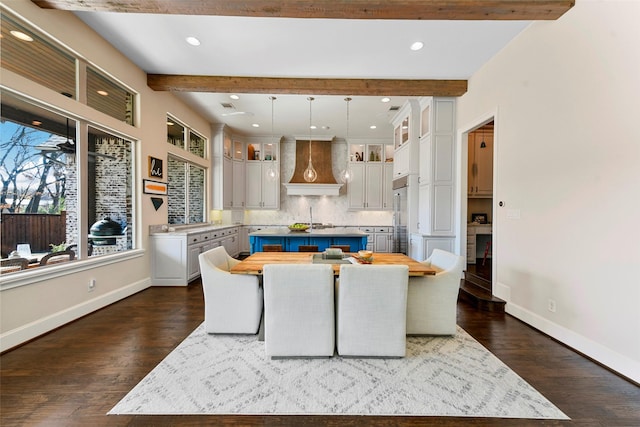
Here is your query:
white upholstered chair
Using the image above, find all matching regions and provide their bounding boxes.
[263,264,335,357]
[198,246,263,334]
[336,264,409,357]
[406,249,465,336]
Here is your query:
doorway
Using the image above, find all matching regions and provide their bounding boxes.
[462,117,495,294]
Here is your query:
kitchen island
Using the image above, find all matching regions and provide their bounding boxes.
[249,227,367,253]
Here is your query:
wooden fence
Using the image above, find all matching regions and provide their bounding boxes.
[1,212,66,257]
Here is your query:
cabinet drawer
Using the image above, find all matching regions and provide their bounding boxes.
[188,233,203,245]
[375,227,391,233]
[360,227,374,233]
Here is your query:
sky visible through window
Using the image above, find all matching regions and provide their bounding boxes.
[0,121,67,213]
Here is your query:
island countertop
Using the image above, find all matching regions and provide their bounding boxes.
[248,227,368,253]
[248,227,367,237]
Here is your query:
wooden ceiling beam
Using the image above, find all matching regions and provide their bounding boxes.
[32,0,574,20]
[147,75,468,97]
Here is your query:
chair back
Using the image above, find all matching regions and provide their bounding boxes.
[336,264,409,357]
[427,249,465,277]
[298,245,318,252]
[330,245,351,253]
[262,244,283,252]
[1,257,30,272]
[200,246,232,271]
[263,264,335,357]
[39,250,75,266]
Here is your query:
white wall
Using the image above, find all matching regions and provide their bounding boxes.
[0,1,211,351]
[457,0,640,382]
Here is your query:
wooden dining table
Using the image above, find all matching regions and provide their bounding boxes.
[230,252,435,276]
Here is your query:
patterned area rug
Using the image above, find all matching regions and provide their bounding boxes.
[109,323,568,419]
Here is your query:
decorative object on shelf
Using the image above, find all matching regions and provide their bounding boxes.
[143,179,167,195]
[340,97,353,183]
[148,156,163,178]
[303,97,318,182]
[471,213,488,224]
[151,197,163,211]
[265,96,279,181]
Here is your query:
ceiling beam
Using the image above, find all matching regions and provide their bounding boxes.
[32,0,574,20]
[147,75,468,97]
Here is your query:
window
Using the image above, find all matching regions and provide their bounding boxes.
[167,157,205,225]
[167,115,206,158]
[87,67,135,126]
[1,12,76,99]
[0,92,136,267]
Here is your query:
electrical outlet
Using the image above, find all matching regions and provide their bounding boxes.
[548,299,556,313]
[88,279,96,292]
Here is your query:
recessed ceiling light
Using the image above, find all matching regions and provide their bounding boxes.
[32,120,42,126]
[10,30,33,42]
[252,123,260,128]
[381,97,391,103]
[410,41,424,51]
[167,121,174,126]
[370,125,377,129]
[310,125,317,130]
[230,94,240,100]
[97,90,109,96]
[185,36,201,46]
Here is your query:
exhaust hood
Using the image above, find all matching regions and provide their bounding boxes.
[285,138,343,196]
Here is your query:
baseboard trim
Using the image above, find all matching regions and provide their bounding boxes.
[0,278,151,353]
[506,302,639,385]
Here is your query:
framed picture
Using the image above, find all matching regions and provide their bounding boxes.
[143,179,167,195]
[148,156,163,178]
[471,213,487,224]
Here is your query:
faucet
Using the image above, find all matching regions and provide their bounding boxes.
[309,206,313,232]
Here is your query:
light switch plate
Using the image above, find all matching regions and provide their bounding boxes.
[506,209,521,220]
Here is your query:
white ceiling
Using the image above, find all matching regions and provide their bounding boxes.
[75,12,531,140]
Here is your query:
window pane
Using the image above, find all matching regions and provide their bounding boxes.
[86,126,134,255]
[167,157,205,225]
[189,131,206,158]
[188,165,205,223]
[0,12,76,99]
[0,93,76,262]
[167,117,185,149]
[167,157,186,225]
[87,67,135,126]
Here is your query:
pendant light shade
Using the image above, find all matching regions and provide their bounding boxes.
[266,96,279,181]
[340,97,353,184]
[303,97,318,182]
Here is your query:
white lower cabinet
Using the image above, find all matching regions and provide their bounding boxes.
[359,226,392,253]
[409,233,454,262]
[151,225,239,286]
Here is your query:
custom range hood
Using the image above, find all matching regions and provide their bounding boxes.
[284,137,343,196]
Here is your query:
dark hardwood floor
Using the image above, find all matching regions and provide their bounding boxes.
[1,280,638,426]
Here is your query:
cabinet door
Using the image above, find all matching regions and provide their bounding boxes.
[383,163,394,210]
[347,163,366,209]
[393,144,409,179]
[418,184,431,235]
[187,244,202,280]
[223,157,233,209]
[245,162,263,208]
[475,133,493,196]
[232,160,245,208]
[419,135,431,185]
[374,233,390,253]
[261,163,280,209]
[365,163,383,209]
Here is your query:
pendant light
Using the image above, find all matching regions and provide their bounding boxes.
[303,96,318,182]
[480,125,487,148]
[339,97,353,183]
[265,96,279,181]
